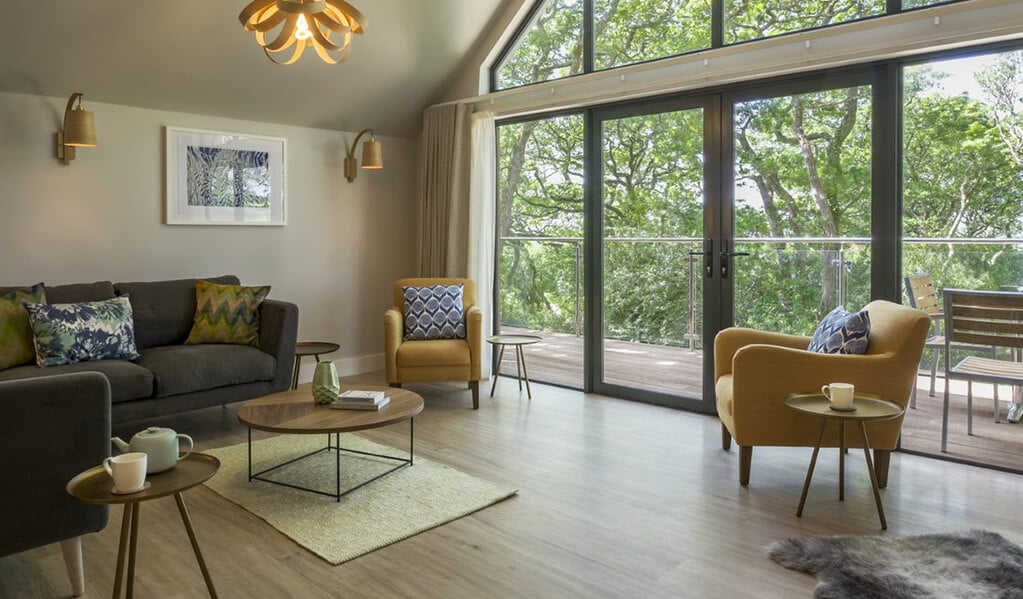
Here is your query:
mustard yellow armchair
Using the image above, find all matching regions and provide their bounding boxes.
[715,300,930,488]
[384,278,483,409]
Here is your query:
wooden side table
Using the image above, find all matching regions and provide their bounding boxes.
[67,453,220,598]
[784,393,904,530]
[292,341,341,390]
[486,334,542,399]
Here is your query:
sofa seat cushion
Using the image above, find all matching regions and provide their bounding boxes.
[396,339,470,368]
[0,360,153,404]
[136,345,275,398]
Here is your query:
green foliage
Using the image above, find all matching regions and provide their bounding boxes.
[496,8,1023,349]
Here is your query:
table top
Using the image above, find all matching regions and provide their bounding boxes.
[237,384,424,434]
[67,453,220,505]
[784,393,904,421]
[294,341,341,356]
[487,334,542,346]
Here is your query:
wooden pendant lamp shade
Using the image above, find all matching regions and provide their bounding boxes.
[239,0,367,65]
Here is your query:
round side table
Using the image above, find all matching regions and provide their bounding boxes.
[67,453,221,598]
[292,341,341,390]
[784,393,904,530]
[486,334,542,399]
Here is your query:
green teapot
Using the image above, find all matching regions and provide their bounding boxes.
[111,427,193,474]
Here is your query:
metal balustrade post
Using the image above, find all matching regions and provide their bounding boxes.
[574,240,582,337]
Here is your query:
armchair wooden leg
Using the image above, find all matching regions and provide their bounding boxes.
[389,383,402,389]
[874,449,891,489]
[59,536,84,597]
[721,423,732,451]
[470,381,479,409]
[739,446,753,487]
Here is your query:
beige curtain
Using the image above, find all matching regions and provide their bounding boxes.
[417,103,473,277]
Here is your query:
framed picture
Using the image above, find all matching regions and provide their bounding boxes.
[165,127,286,226]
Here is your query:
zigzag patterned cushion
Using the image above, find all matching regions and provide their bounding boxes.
[185,280,270,347]
[0,283,46,370]
[402,284,466,341]
[25,296,140,367]
[807,306,871,355]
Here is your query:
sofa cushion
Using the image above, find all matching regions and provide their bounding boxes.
[396,339,470,368]
[114,276,239,349]
[45,281,116,304]
[185,280,270,347]
[25,297,141,367]
[0,361,153,404]
[0,283,46,370]
[136,345,275,398]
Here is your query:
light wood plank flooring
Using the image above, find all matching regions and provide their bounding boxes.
[2,372,1022,598]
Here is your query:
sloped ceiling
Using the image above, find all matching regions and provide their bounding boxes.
[0,1,510,137]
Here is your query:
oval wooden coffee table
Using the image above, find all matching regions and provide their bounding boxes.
[237,384,424,502]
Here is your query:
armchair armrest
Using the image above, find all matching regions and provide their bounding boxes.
[258,299,299,392]
[466,305,482,380]
[728,344,899,440]
[0,372,110,556]
[384,308,403,383]
[714,327,812,379]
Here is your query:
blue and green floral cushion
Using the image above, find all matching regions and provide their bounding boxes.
[24,296,141,367]
[0,283,46,370]
[807,306,870,355]
[402,284,466,340]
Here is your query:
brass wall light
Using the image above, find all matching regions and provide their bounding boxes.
[344,129,382,183]
[239,0,367,65]
[56,93,97,164]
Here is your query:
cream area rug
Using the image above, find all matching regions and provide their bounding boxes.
[204,433,517,564]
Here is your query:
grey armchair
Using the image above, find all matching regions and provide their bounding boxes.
[0,372,111,596]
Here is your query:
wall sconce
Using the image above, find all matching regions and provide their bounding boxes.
[55,93,97,164]
[344,129,382,183]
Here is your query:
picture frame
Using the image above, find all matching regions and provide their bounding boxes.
[165,126,286,226]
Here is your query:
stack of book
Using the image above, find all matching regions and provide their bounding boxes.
[329,389,390,411]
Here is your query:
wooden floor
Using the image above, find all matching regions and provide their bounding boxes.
[500,327,1023,472]
[4,372,1023,598]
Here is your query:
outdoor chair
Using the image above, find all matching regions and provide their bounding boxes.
[940,289,1023,453]
[904,273,997,407]
[715,300,930,488]
[384,277,482,409]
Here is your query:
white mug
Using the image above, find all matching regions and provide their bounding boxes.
[103,452,147,493]
[822,382,855,410]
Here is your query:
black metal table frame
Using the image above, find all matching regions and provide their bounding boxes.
[246,420,414,502]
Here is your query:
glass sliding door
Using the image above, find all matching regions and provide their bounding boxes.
[729,82,874,335]
[496,114,586,389]
[595,100,713,405]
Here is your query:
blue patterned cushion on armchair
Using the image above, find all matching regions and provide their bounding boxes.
[402,284,466,341]
[807,306,870,355]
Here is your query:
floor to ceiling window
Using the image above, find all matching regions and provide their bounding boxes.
[489,0,1020,470]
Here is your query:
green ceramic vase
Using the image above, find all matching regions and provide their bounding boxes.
[312,360,340,404]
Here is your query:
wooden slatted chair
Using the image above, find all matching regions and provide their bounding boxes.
[940,289,1023,453]
[904,273,996,408]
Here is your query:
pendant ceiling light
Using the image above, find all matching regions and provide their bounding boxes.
[239,0,367,65]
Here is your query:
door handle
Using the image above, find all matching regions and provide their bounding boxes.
[688,239,713,278]
[720,240,749,279]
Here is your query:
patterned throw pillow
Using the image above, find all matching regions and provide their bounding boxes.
[185,280,270,347]
[0,283,46,370]
[24,296,141,367]
[403,284,466,341]
[807,306,871,355]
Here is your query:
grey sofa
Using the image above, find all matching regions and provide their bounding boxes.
[0,372,111,596]
[0,275,299,423]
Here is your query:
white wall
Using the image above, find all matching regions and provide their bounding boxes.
[0,92,418,380]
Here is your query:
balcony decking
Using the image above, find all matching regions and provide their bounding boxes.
[497,327,1023,472]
